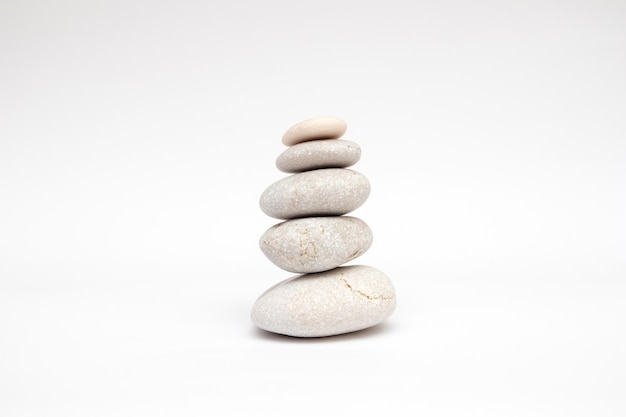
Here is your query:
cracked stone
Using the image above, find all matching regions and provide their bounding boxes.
[251,265,396,338]
[259,216,373,273]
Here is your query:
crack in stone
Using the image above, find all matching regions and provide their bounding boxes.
[298,228,317,258]
[339,274,394,301]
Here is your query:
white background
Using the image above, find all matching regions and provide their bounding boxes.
[1,0,625,415]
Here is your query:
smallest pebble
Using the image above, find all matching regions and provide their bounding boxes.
[282,116,347,146]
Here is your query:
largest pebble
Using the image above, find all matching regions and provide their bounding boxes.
[259,168,370,219]
[251,265,396,338]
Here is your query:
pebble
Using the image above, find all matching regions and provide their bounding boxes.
[251,265,396,337]
[275,139,361,173]
[282,116,347,146]
[259,168,370,219]
[260,216,373,273]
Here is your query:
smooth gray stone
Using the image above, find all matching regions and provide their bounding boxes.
[251,265,396,338]
[260,216,373,273]
[259,168,370,219]
[275,139,361,173]
[282,116,347,146]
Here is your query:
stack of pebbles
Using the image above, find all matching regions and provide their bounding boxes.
[251,116,396,338]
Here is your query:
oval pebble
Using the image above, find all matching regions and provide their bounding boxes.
[260,216,373,273]
[259,168,370,219]
[251,265,396,337]
[275,139,361,173]
[282,116,347,146]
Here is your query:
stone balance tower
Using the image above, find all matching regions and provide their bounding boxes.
[251,116,396,338]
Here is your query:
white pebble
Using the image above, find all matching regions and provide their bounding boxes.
[276,139,361,173]
[260,216,373,273]
[259,168,370,219]
[282,116,347,146]
[251,265,396,337]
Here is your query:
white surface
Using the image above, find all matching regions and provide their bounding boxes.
[1,0,625,416]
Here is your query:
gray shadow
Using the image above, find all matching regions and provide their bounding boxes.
[252,321,395,343]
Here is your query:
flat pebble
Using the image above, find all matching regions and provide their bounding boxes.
[275,139,361,173]
[282,116,347,146]
[251,265,396,337]
[259,168,370,219]
[260,216,373,273]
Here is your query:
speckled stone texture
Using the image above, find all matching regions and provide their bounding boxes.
[253,116,396,338]
[260,216,373,273]
[276,139,361,173]
[259,168,370,219]
[281,116,347,146]
[251,266,396,338]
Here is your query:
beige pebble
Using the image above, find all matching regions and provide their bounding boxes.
[260,216,373,273]
[275,139,361,173]
[282,116,347,146]
[252,265,396,338]
[259,168,370,219]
